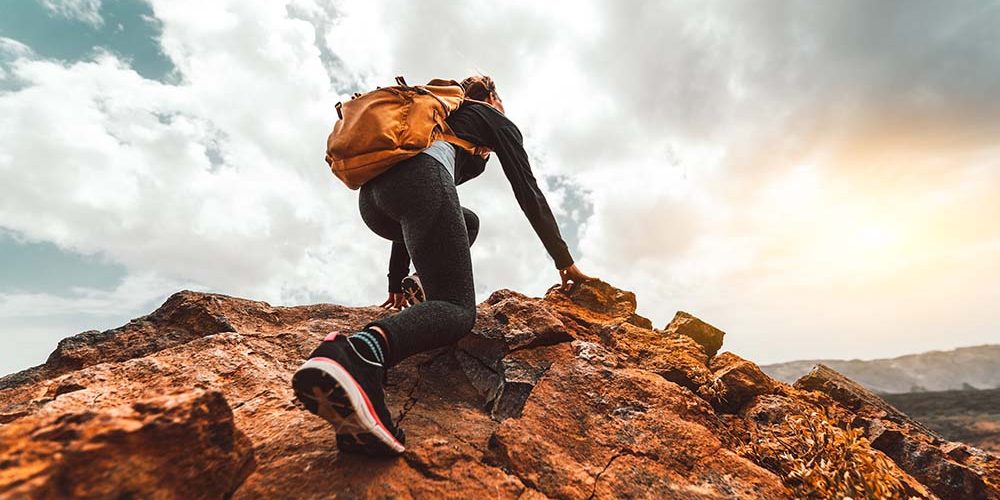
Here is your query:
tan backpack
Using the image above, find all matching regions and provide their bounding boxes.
[325,76,490,190]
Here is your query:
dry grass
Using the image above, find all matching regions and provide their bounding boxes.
[737,406,918,499]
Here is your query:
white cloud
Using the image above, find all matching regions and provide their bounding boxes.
[0,272,191,375]
[2,0,1000,374]
[0,272,187,318]
[40,0,104,27]
[0,37,34,59]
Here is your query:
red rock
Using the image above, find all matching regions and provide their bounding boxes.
[0,390,253,499]
[705,352,782,414]
[664,311,726,358]
[486,342,792,499]
[796,364,1000,500]
[0,281,957,499]
[541,279,654,334]
[597,322,713,393]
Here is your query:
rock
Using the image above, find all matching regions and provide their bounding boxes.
[795,364,937,433]
[541,279,654,335]
[474,289,572,352]
[486,347,792,499]
[0,390,253,499]
[455,290,569,419]
[0,281,967,499]
[796,364,1000,500]
[597,322,712,393]
[739,394,934,499]
[664,311,726,358]
[706,352,781,414]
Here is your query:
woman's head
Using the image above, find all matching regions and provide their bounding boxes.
[460,74,504,113]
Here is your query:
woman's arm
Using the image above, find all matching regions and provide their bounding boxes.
[448,102,594,290]
[491,123,574,270]
[387,240,411,293]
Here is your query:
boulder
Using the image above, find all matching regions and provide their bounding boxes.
[664,311,726,358]
[0,390,253,499]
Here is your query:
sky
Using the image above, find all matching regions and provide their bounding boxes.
[1,0,999,376]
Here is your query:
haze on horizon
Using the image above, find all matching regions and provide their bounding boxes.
[1,0,999,376]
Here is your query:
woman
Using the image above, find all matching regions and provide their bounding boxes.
[292,75,596,457]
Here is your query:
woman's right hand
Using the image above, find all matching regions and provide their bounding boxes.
[380,292,408,310]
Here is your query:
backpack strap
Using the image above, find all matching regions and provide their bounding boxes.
[441,132,491,159]
[421,79,492,158]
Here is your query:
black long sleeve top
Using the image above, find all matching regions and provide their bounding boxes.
[386,101,574,292]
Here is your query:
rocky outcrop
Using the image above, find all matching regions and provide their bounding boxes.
[0,280,996,498]
[0,390,253,499]
[797,364,1000,500]
[664,311,726,358]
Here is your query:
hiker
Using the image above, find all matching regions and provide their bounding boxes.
[292,75,595,457]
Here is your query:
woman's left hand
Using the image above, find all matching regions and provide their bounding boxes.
[380,292,408,310]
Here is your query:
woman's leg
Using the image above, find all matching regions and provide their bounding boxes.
[292,155,475,457]
[462,206,480,246]
[360,155,477,367]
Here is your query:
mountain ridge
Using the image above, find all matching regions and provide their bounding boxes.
[762,345,1000,394]
[1,281,997,499]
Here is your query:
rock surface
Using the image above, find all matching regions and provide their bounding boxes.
[663,311,726,359]
[797,364,1000,500]
[0,390,253,499]
[0,280,996,499]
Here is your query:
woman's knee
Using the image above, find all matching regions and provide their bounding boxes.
[460,303,477,332]
[445,301,477,335]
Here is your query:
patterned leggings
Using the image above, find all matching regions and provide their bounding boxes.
[357,153,478,367]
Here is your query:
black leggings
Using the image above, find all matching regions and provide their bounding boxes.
[358,153,478,367]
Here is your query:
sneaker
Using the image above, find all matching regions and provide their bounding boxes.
[401,273,425,306]
[291,332,405,456]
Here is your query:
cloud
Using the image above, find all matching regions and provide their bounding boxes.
[0,2,373,308]
[0,272,186,318]
[40,0,105,27]
[0,37,34,84]
[1,0,1000,373]
[0,37,34,59]
[0,272,191,374]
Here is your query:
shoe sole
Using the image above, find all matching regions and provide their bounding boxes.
[401,277,425,306]
[292,357,405,456]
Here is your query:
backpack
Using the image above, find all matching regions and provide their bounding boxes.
[325,76,491,190]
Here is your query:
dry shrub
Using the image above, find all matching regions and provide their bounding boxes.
[698,373,726,403]
[737,406,918,499]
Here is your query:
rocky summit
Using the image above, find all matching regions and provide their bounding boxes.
[1,280,997,499]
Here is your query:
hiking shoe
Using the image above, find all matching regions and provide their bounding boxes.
[401,273,425,306]
[291,332,405,456]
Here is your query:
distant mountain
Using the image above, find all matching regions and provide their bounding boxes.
[883,387,1000,453]
[761,345,1000,394]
